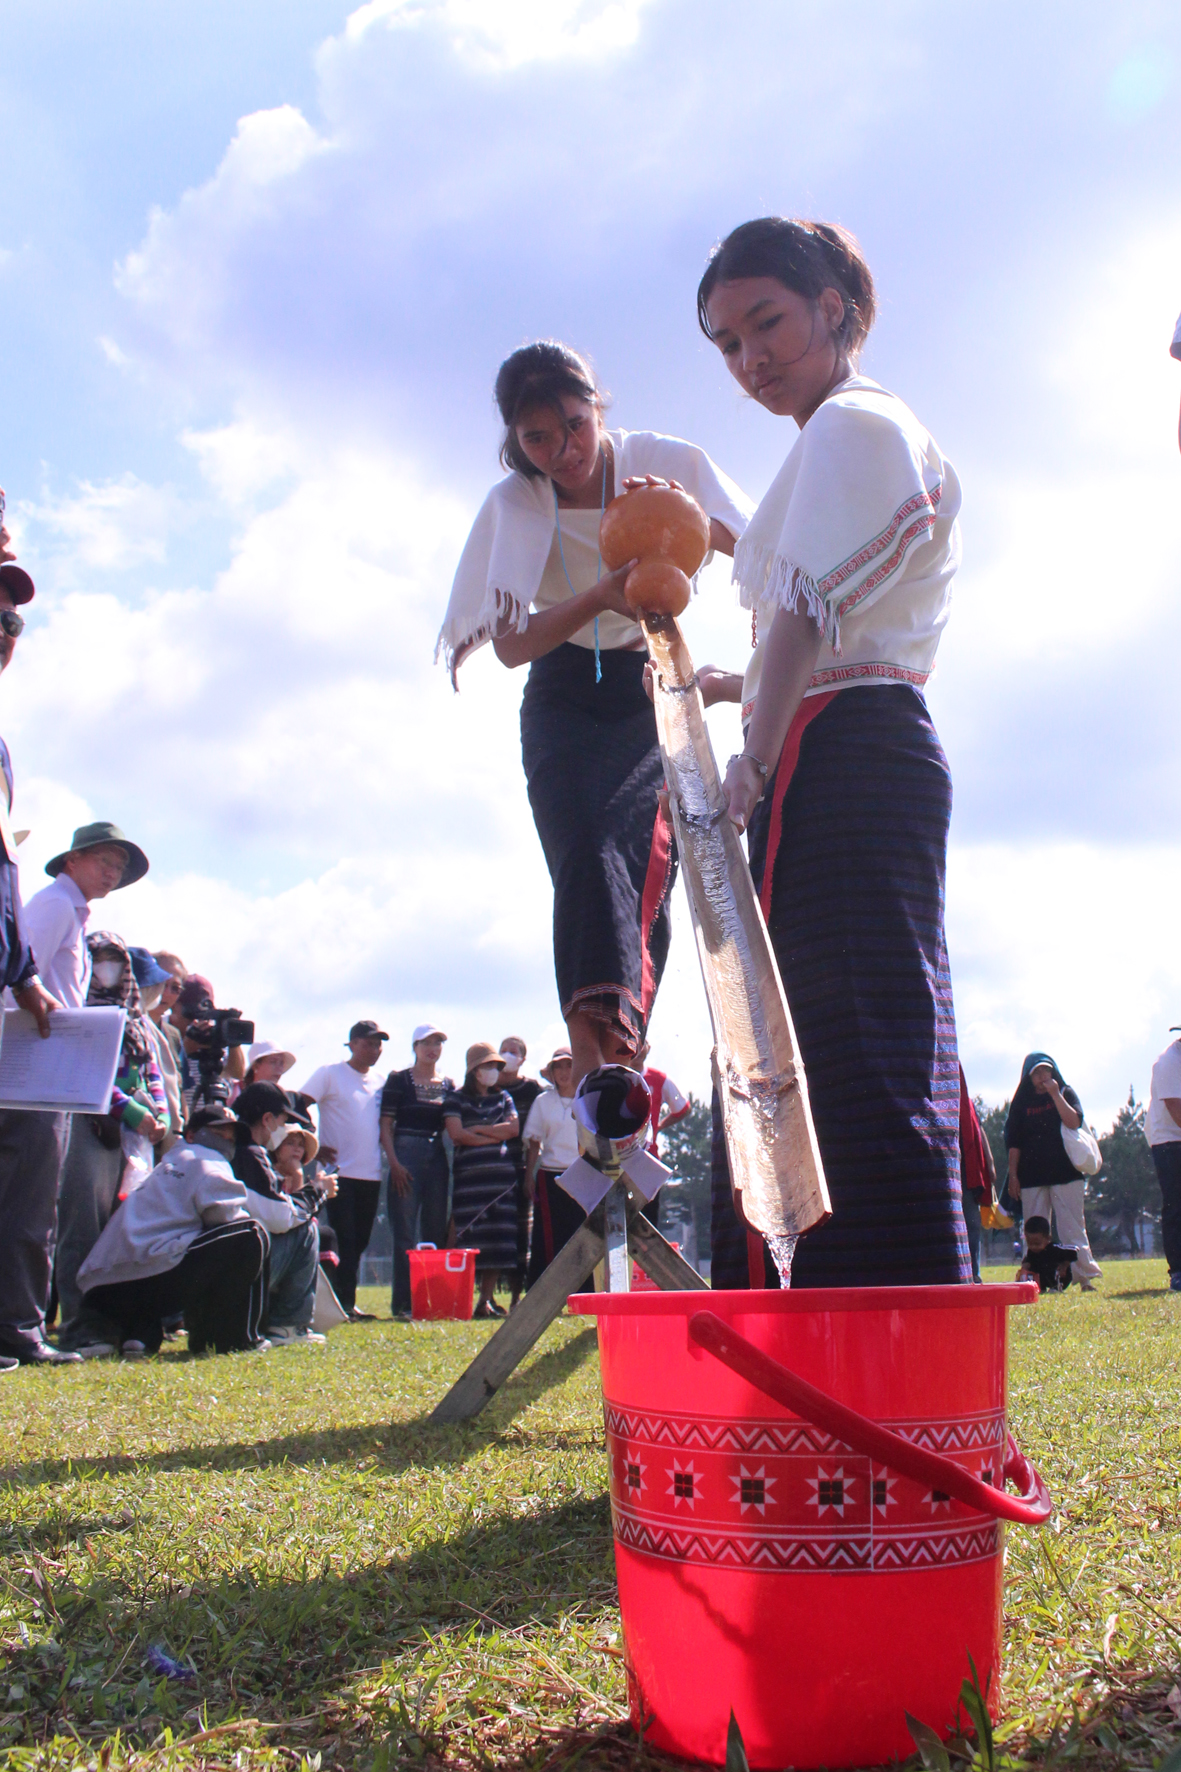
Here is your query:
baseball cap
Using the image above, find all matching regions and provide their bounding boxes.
[187,1103,237,1136]
[411,1023,447,1046]
[233,1081,292,1126]
[348,1019,389,1042]
[128,946,171,989]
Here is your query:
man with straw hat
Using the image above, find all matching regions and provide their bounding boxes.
[6,820,150,1365]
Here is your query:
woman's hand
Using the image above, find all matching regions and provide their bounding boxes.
[140,1115,168,1143]
[590,559,638,621]
[621,474,684,493]
[389,1161,412,1197]
[723,754,766,835]
[319,1169,340,1199]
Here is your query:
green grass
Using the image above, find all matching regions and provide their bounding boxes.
[1,1265,1180,1771]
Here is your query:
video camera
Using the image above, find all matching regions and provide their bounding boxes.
[186,997,255,1110]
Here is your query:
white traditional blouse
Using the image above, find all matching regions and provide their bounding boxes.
[735,376,962,718]
[437,429,753,680]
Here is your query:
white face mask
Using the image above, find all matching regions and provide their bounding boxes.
[266,1121,292,1151]
[499,1050,522,1072]
[93,960,124,987]
[475,1066,501,1087]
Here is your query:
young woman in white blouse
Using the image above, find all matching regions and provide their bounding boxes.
[697,217,971,1291]
[438,342,752,1084]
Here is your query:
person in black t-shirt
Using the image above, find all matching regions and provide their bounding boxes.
[1017,1217,1077,1293]
[379,1026,454,1318]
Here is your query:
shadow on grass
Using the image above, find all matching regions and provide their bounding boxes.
[0,1489,617,1752]
[0,1326,600,1494]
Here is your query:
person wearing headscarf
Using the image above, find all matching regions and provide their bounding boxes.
[1003,1052,1101,1289]
[55,932,169,1356]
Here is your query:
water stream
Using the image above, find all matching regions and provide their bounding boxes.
[766,1232,799,1290]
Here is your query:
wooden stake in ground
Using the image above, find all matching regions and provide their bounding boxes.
[429,1198,705,1424]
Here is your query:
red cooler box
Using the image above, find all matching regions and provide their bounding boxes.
[408,1245,477,1320]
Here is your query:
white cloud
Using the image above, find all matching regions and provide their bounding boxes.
[19,475,184,576]
[345,0,655,66]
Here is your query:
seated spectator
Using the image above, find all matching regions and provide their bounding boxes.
[231,1082,326,1346]
[56,933,170,1359]
[380,1024,454,1320]
[76,1103,270,1356]
[1016,1216,1077,1293]
[523,1048,588,1292]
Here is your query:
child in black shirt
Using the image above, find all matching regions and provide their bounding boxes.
[1017,1216,1077,1292]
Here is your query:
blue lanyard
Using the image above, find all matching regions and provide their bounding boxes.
[552,454,607,684]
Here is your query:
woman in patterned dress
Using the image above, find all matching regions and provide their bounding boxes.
[444,1042,520,1318]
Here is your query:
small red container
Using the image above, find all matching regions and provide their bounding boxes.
[569,1284,1045,1769]
[408,1246,477,1320]
[631,1243,680,1292]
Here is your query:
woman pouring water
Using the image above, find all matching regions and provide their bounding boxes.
[697,217,971,1287]
[437,341,752,1084]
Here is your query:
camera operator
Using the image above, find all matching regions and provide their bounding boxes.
[0,519,69,1369]
[231,1082,327,1346]
[170,975,250,1114]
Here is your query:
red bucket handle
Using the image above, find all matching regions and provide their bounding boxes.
[688,1309,1052,1526]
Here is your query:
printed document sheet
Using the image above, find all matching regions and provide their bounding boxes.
[0,1007,126,1113]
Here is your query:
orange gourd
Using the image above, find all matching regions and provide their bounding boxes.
[600,486,711,578]
[622,558,692,617]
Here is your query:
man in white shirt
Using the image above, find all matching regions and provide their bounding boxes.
[7,822,149,1364]
[1147,1027,1181,1291]
[298,1019,388,1319]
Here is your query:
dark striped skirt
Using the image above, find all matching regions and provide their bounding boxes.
[521,644,675,1053]
[711,685,970,1289]
[452,1146,519,1275]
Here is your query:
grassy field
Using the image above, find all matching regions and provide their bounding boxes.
[1,1262,1180,1771]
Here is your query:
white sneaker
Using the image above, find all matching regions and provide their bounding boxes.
[268,1326,327,1347]
[120,1340,149,1359]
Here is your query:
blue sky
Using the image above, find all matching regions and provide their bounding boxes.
[3,0,1179,1120]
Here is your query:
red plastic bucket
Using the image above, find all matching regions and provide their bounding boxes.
[569,1285,1046,1769]
[408,1246,477,1320]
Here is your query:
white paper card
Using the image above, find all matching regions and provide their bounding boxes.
[555,1154,614,1214]
[0,1007,126,1113]
[621,1147,671,1203]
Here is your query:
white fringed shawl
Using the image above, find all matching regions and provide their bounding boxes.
[732,377,950,655]
[437,429,753,682]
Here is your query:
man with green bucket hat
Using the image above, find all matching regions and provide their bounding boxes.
[1,820,149,1365]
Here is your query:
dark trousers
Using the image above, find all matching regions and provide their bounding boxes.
[526,1171,594,1293]
[0,1109,71,1356]
[86,1219,268,1354]
[324,1178,380,1312]
[1151,1143,1181,1273]
[389,1134,450,1314]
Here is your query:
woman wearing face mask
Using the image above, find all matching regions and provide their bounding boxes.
[438,342,753,1086]
[1004,1053,1101,1289]
[55,933,170,1357]
[696,217,970,1289]
[443,1042,520,1318]
[497,1036,542,1306]
[379,1024,455,1319]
